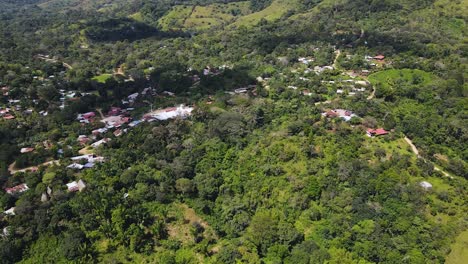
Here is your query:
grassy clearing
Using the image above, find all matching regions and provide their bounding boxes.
[446,230,468,264]
[368,69,435,90]
[232,0,301,27]
[128,12,143,22]
[92,73,113,83]
[158,2,251,31]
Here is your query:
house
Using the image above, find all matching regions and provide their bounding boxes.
[298,57,314,65]
[355,81,369,86]
[128,120,142,127]
[91,138,111,148]
[0,108,10,116]
[77,112,95,121]
[41,193,48,202]
[322,109,357,121]
[419,181,432,190]
[101,115,131,128]
[92,127,108,136]
[162,91,175,96]
[4,207,15,216]
[84,162,95,168]
[5,183,29,195]
[71,154,95,162]
[77,135,90,145]
[66,180,86,192]
[67,163,84,170]
[128,93,139,102]
[3,114,15,120]
[113,129,123,137]
[366,128,389,137]
[373,55,385,60]
[145,105,194,121]
[108,107,122,116]
[20,147,34,153]
[302,90,312,96]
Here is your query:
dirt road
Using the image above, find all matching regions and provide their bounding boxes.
[404,136,453,178]
[9,160,60,174]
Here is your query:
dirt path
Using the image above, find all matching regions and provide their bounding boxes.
[9,160,60,174]
[367,86,376,100]
[36,55,73,70]
[96,108,105,119]
[404,136,420,157]
[404,136,453,178]
[315,100,332,106]
[114,65,125,76]
[333,49,341,68]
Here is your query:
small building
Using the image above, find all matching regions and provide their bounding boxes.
[77,135,90,145]
[41,192,48,202]
[67,163,84,170]
[113,129,123,137]
[66,179,86,192]
[366,128,389,137]
[91,138,111,148]
[5,183,29,195]
[4,207,15,216]
[128,93,139,102]
[108,107,122,116]
[20,147,35,153]
[3,114,15,120]
[419,181,433,190]
[101,115,131,128]
[77,112,95,121]
[373,55,385,60]
[322,109,357,121]
[92,127,108,136]
[302,90,312,96]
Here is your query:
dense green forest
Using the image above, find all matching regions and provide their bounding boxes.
[0,0,467,263]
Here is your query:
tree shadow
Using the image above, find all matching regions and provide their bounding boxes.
[85,18,188,42]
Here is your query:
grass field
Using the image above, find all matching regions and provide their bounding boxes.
[128,12,144,22]
[92,73,113,83]
[158,2,251,31]
[446,230,468,264]
[232,0,301,27]
[368,69,435,90]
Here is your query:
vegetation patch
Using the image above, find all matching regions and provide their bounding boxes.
[92,73,113,83]
[446,230,468,264]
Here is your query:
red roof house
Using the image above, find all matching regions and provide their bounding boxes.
[367,128,389,137]
[373,55,385,60]
[3,114,15,120]
[108,107,122,116]
[5,184,29,194]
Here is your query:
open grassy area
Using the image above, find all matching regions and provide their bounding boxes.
[232,0,301,27]
[92,73,113,83]
[158,2,251,31]
[368,69,435,90]
[128,12,144,22]
[446,230,468,264]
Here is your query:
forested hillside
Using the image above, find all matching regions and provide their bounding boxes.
[0,0,466,263]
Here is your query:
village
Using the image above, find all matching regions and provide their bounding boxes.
[1,49,440,218]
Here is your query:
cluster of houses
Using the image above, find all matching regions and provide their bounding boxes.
[322,109,358,121]
[143,104,194,121]
[67,154,104,170]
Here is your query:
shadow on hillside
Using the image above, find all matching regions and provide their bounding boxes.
[85,18,189,42]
